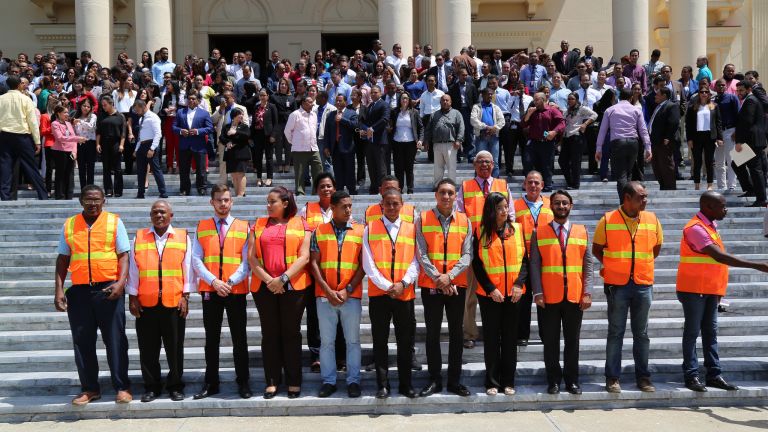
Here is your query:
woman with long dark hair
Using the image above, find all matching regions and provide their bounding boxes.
[219,108,251,196]
[160,80,181,173]
[270,77,296,173]
[50,105,86,199]
[686,87,723,190]
[389,92,423,194]
[251,88,278,187]
[73,98,97,188]
[471,192,528,396]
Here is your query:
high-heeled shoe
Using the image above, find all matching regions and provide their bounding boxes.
[287,389,301,399]
[263,386,278,399]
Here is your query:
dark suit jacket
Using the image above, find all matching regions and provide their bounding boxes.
[685,104,723,142]
[578,56,603,73]
[173,108,215,153]
[322,107,359,154]
[449,81,479,110]
[554,51,579,76]
[250,102,278,138]
[246,61,261,82]
[489,59,504,76]
[389,107,424,143]
[735,95,766,148]
[649,101,681,144]
[363,98,390,145]
[427,64,454,89]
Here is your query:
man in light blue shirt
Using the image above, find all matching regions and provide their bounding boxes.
[152,47,176,85]
[326,69,352,105]
[520,53,547,94]
[549,73,571,112]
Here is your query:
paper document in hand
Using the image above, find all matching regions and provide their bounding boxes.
[730,145,756,167]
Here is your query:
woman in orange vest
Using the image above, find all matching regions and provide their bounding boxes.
[249,186,312,399]
[471,191,528,396]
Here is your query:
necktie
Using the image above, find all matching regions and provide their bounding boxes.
[491,91,496,104]
[218,218,227,248]
[336,113,341,141]
[558,225,567,252]
[483,180,489,196]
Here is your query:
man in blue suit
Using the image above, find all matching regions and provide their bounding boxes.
[362,85,390,194]
[322,94,359,195]
[174,93,214,196]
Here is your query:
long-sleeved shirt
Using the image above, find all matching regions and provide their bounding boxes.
[51,120,82,153]
[529,220,593,298]
[419,89,444,117]
[596,100,651,153]
[564,105,598,137]
[0,90,41,144]
[424,108,464,144]
[74,113,97,140]
[696,65,713,84]
[715,92,740,129]
[509,93,533,125]
[623,63,647,93]
[191,215,250,286]
[152,60,176,85]
[456,175,516,219]
[127,225,195,296]
[549,87,571,112]
[137,110,162,150]
[327,81,353,105]
[523,105,565,140]
[520,64,547,94]
[362,216,420,291]
[470,102,505,136]
[284,107,318,152]
[414,208,473,282]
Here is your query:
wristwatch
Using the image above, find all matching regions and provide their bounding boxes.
[280,274,290,285]
[345,284,355,294]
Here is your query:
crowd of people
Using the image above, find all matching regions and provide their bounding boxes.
[0,42,766,205]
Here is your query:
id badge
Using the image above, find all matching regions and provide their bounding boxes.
[203,292,210,301]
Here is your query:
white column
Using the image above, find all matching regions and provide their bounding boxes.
[173,0,193,63]
[419,0,437,47]
[76,0,112,66]
[378,0,413,61]
[669,0,707,76]
[612,0,648,61]
[135,0,173,59]
[436,0,471,57]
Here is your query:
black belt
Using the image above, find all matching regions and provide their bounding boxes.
[140,139,153,145]
[611,137,638,144]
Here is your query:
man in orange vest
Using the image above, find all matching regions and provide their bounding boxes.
[677,191,768,392]
[514,170,554,346]
[592,181,663,394]
[415,178,472,397]
[456,150,514,349]
[191,184,252,399]
[127,200,193,403]
[362,188,420,399]
[530,190,593,395]
[309,190,365,398]
[54,184,132,405]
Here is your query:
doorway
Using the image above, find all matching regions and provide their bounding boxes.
[208,34,269,65]
[321,33,379,57]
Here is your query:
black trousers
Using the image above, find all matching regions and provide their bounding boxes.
[332,150,357,194]
[77,140,97,189]
[136,140,167,196]
[526,140,555,189]
[51,149,75,200]
[65,283,130,393]
[202,292,249,385]
[179,149,207,194]
[651,141,677,190]
[0,132,47,200]
[253,287,306,388]
[44,145,55,192]
[392,140,417,193]
[422,114,433,162]
[559,135,586,189]
[354,134,367,183]
[540,300,583,386]
[585,125,599,174]
[506,126,527,176]
[609,138,639,200]
[733,145,768,203]
[478,295,519,389]
[251,128,273,179]
[421,287,466,386]
[100,140,123,195]
[365,142,388,194]
[369,296,414,390]
[517,287,543,342]
[691,132,716,184]
[304,287,320,362]
[136,305,186,392]
[497,114,512,172]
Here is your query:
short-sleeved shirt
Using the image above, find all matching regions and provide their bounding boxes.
[255,219,311,278]
[96,111,126,142]
[56,216,130,255]
[683,212,717,253]
[592,207,664,246]
[310,220,354,252]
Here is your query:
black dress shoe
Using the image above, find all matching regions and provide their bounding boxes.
[105,191,114,197]
[193,384,219,400]
[749,201,768,207]
[685,377,708,392]
[447,384,471,397]
[547,384,560,394]
[565,383,582,395]
[375,387,390,399]
[411,357,422,371]
[179,191,188,196]
[419,382,442,397]
[158,194,169,199]
[198,189,207,196]
[136,194,145,199]
[263,388,277,399]
[706,376,739,391]
[169,391,184,401]
[738,192,756,198]
[238,384,253,399]
[287,390,301,399]
[140,391,159,403]
[114,193,122,198]
[347,382,361,398]
[399,387,418,398]
[318,383,337,398]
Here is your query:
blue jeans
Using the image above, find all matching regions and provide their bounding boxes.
[604,281,652,380]
[677,292,721,380]
[316,297,361,385]
[474,134,500,177]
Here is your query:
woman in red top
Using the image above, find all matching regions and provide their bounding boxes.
[248,187,311,399]
[39,97,58,196]
[68,79,99,114]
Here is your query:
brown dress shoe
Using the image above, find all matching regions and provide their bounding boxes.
[115,390,133,403]
[72,391,101,405]
[605,378,621,393]
[636,377,656,392]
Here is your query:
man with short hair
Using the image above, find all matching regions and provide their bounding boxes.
[715,64,739,95]
[152,47,175,85]
[522,92,565,192]
[385,44,405,74]
[234,65,261,102]
[714,78,740,190]
[521,53,547,95]
[648,87,680,190]
[133,99,168,199]
[732,80,767,207]
[623,49,647,93]
[696,56,714,84]
[425,94,464,186]
[579,45,602,72]
[642,49,665,89]
[285,96,324,195]
[362,85,391,194]
[322,94,359,194]
[174,93,214,196]
[507,82,533,177]
[470,88,505,177]
[327,68,352,105]
[554,40,579,76]
[448,68,478,162]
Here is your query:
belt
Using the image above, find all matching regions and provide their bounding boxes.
[611,137,638,144]
[140,139,153,145]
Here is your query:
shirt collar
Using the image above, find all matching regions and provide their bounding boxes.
[696,211,718,230]
[330,219,354,230]
[432,207,456,222]
[382,216,401,229]
[551,219,571,233]
[618,206,640,221]
[474,175,494,185]
[216,215,233,226]
[522,194,543,205]
[150,225,176,239]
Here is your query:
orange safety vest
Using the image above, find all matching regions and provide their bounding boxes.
[366,218,417,301]
[676,216,729,296]
[536,223,588,304]
[315,222,364,298]
[64,211,119,285]
[514,196,554,254]
[476,223,524,297]
[134,228,188,308]
[303,201,328,231]
[365,203,415,224]
[196,218,249,294]
[417,210,470,288]
[461,178,509,231]
[251,217,311,292]
[600,210,658,286]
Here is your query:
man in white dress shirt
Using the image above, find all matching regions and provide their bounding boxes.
[133,100,167,199]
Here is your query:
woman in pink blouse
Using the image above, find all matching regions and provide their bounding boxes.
[51,105,86,199]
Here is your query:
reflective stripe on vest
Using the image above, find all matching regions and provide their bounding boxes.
[462,178,509,231]
[304,202,326,231]
[135,228,187,308]
[65,211,119,285]
[536,223,587,304]
[513,196,555,254]
[417,210,470,288]
[600,210,658,286]
[315,222,364,298]
[196,218,249,294]
[367,218,417,301]
[676,216,729,296]
[477,222,524,297]
[365,203,415,224]
[251,217,311,292]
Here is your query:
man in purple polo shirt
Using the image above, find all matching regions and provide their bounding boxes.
[623,49,647,94]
